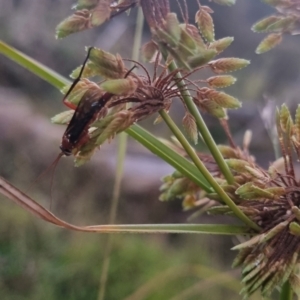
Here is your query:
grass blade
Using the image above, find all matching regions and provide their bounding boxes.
[0,40,68,89]
[0,176,248,235]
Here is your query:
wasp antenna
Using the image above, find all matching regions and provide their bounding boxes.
[123,59,151,83]
[124,65,137,78]
[153,51,161,83]
[63,47,94,104]
[49,152,64,210]
[27,152,64,210]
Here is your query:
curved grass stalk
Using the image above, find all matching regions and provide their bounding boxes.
[97,132,128,300]
[0,175,249,236]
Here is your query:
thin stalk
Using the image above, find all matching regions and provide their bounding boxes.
[98,132,127,300]
[280,281,293,300]
[98,8,144,300]
[159,110,260,231]
[131,7,144,63]
[167,60,235,184]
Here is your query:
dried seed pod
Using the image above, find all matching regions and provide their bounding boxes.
[252,15,282,33]
[208,37,234,54]
[100,77,137,95]
[207,75,237,88]
[91,113,114,134]
[279,104,292,132]
[198,87,241,109]
[56,10,91,38]
[187,49,217,68]
[256,33,282,54]
[70,62,101,79]
[196,98,227,118]
[75,147,97,167]
[90,1,111,26]
[88,47,126,79]
[167,178,190,200]
[236,182,257,200]
[163,13,181,45]
[218,145,239,158]
[294,105,300,141]
[95,110,133,146]
[155,27,180,48]
[178,24,200,52]
[225,158,250,172]
[267,16,296,32]
[141,41,159,62]
[182,113,198,144]
[182,194,197,210]
[244,166,265,180]
[209,58,250,73]
[61,79,101,105]
[195,6,215,42]
[184,24,206,49]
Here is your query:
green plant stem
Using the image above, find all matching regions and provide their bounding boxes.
[127,125,211,192]
[159,110,260,231]
[98,8,145,300]
[98,132,127,300]
[131,7,144,63]
[280,281,293,300]
[167,60,235,184]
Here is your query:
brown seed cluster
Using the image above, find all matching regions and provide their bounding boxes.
[160,105,300,297]
[252,0,300,54]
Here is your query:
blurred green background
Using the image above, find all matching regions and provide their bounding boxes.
[0,1,299,299]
